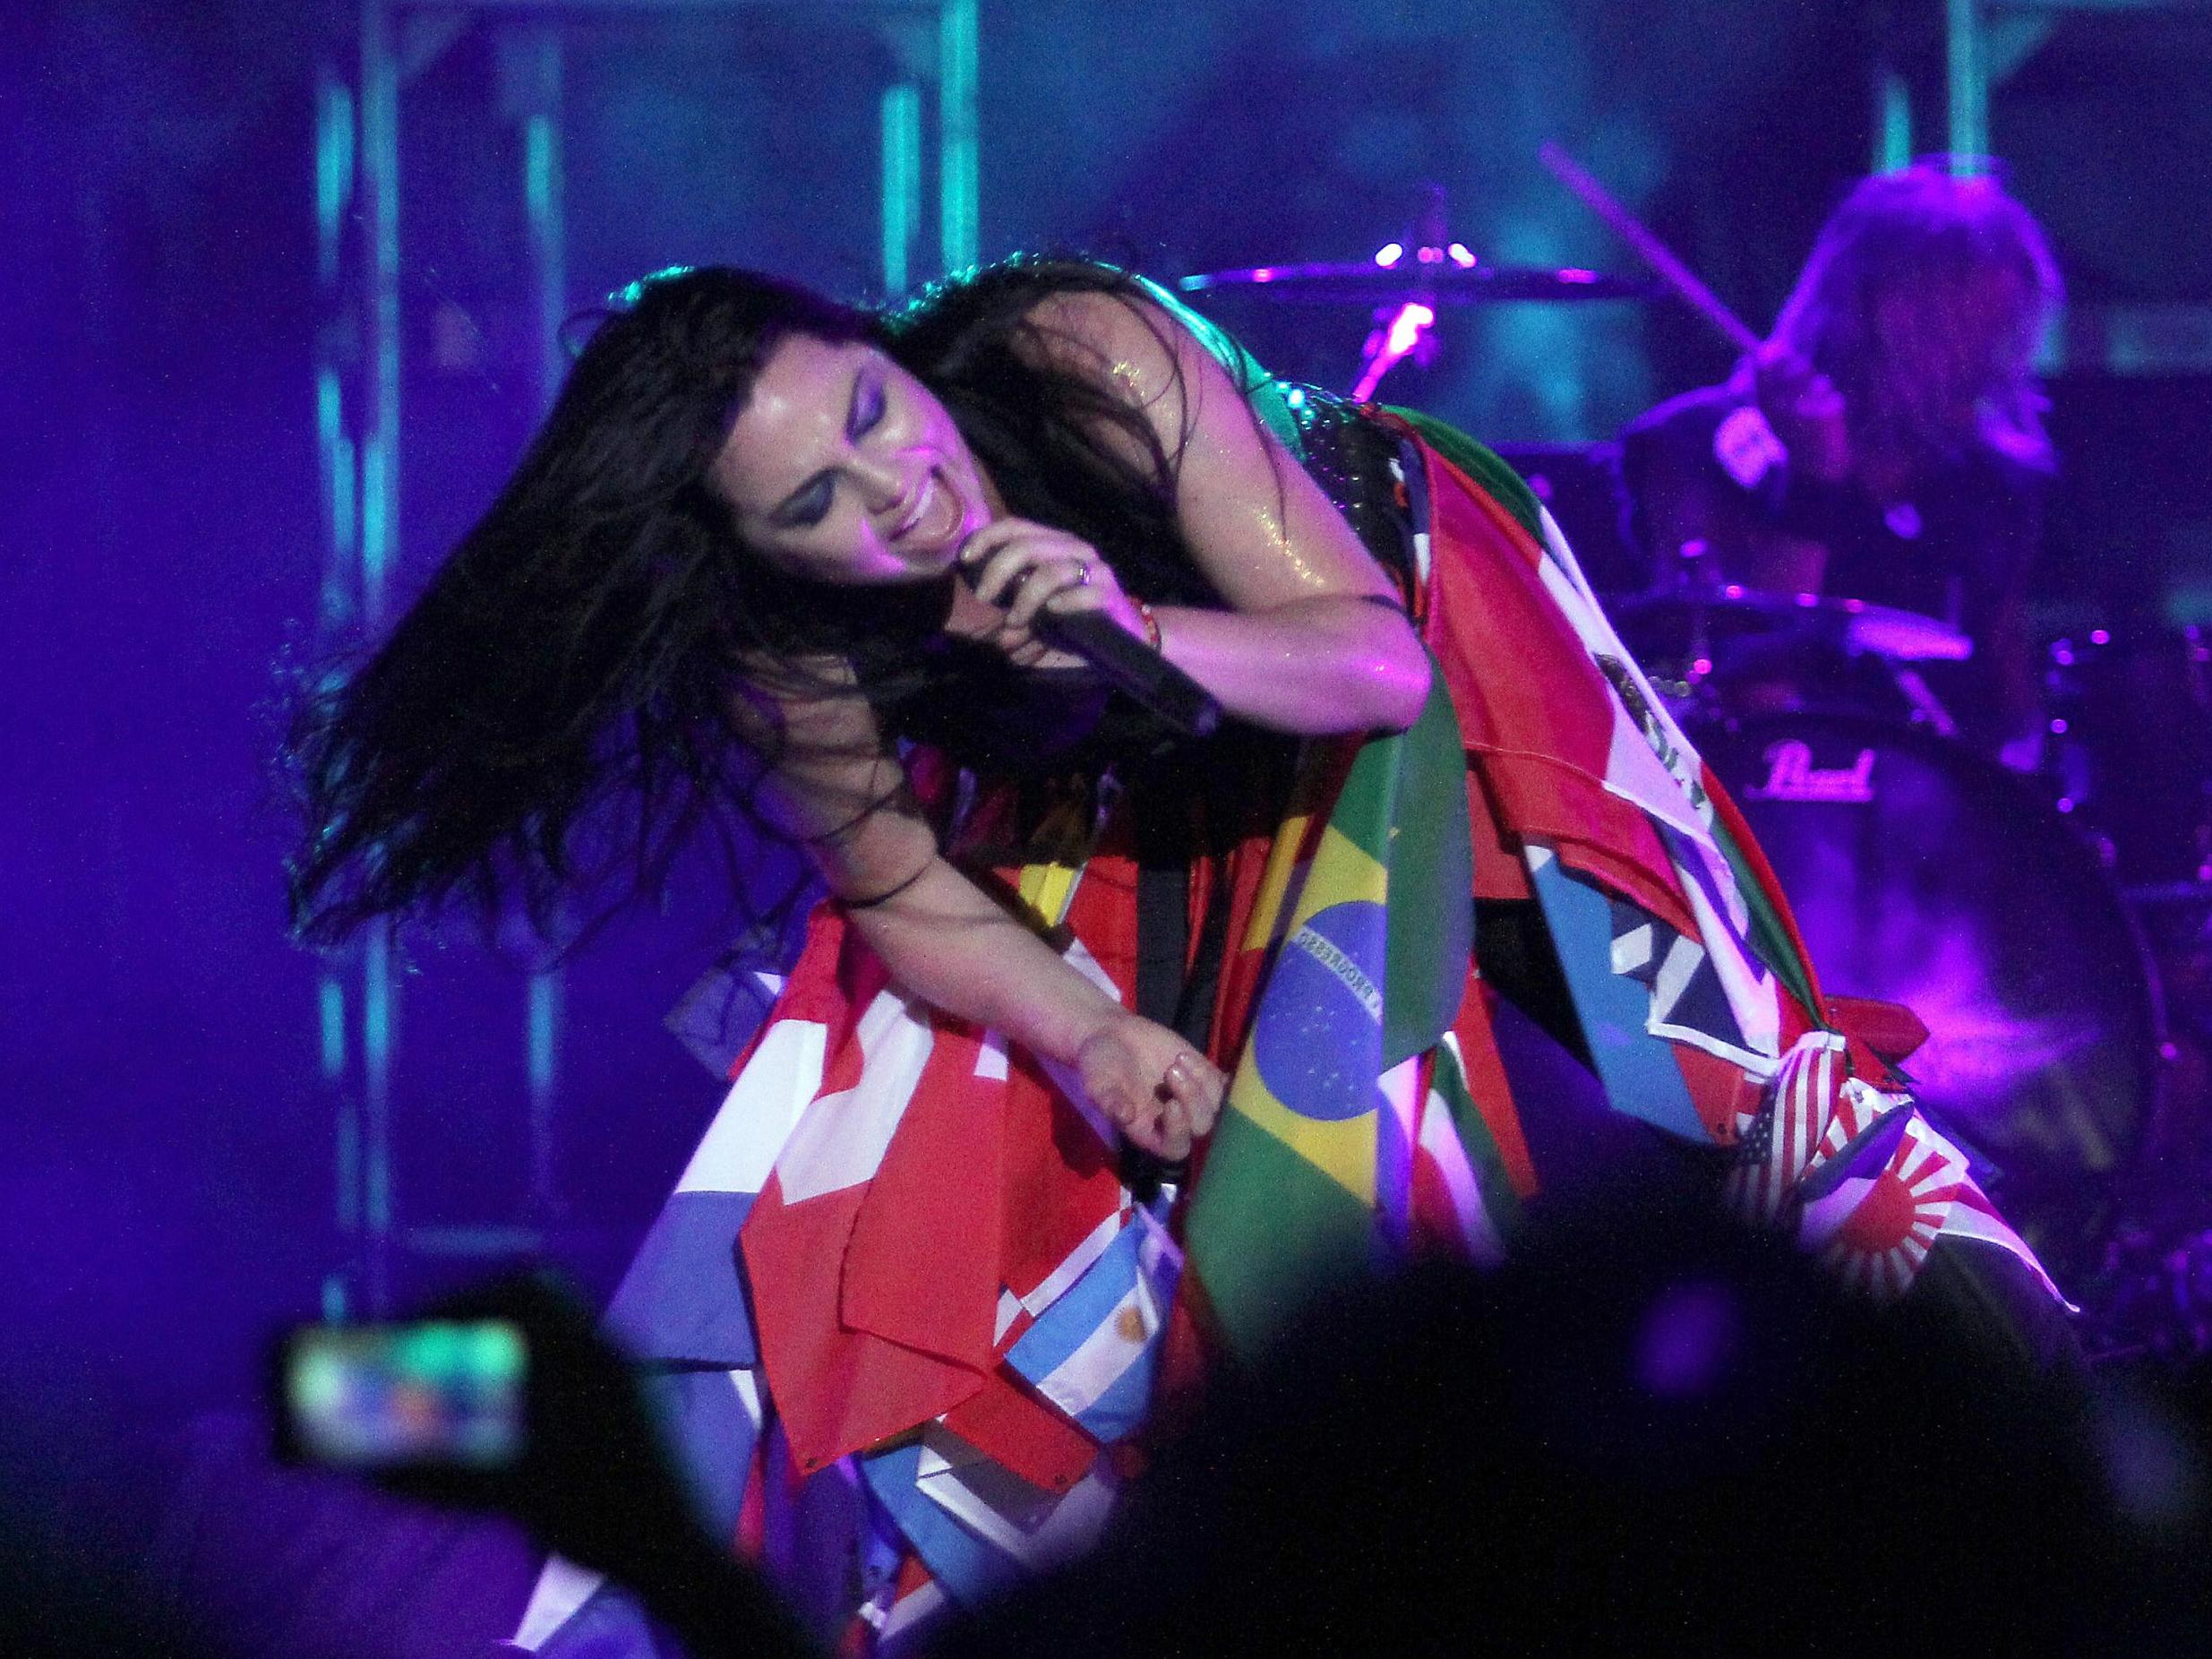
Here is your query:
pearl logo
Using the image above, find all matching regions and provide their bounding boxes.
[1745,739,1877,804]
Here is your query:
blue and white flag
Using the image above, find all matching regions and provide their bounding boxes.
[1006,1208,1180,1445]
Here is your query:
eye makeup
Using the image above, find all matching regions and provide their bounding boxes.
[770,360,885,530]
[852,373,886,437]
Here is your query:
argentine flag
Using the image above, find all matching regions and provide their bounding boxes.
[1005,1209,1180,1444]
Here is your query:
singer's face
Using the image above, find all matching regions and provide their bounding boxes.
[711,333,996,586]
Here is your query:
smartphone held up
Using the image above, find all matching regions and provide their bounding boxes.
[275,1319,528,1471]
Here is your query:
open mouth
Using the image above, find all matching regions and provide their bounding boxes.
[888,475,930,540]
[895,469,963,558]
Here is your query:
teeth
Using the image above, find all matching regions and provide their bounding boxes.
[911,474,958,551]
[896,477,930,539]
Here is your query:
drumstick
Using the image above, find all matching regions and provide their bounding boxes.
[1538,142,1762,354]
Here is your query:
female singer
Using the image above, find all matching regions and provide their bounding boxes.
[290,254,2062,1651]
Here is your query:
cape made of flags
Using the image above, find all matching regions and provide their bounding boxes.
[514,417,2062,1657]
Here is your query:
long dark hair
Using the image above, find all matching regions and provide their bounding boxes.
[285,255,1204,945]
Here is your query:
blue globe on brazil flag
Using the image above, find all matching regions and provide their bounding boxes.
[1253,899,1387,1122]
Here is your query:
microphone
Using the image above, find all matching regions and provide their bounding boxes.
[955,549,1223,737]
[1031,605,1222,739]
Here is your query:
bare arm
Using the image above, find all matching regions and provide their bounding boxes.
[735,672,1222,1156]
[969,289,1433,735]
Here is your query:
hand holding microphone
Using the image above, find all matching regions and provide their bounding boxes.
[957,519,1222,737]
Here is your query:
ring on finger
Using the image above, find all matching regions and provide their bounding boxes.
[1074,561,1093,587]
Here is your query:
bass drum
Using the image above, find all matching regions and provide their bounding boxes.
[1697,709,2164,1285]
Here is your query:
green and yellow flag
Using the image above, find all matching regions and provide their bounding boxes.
[1184,661,1472,1357]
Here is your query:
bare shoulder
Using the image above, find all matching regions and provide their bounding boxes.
[728,651,865,743]
[725,656,939,892]
[727,653,901,811]
[1017,284,1213,412]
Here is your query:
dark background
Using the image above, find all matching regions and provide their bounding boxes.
[4,0,2208,1621]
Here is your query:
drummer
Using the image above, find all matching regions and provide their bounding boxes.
[1617,163,2062,760]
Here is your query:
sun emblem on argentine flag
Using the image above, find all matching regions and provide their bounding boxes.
[1806,1117,1968,1300]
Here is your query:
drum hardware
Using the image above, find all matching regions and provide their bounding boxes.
[2117,885,2212,1066]
[1178,182,1659,405]
[1620,538,1725,707]
[1888,667,1959,738]
[1171,175,1658,557]
[2122,881,2212,910]
[1641,619,2203,1322]
[2080,1222,2212,1367]
[1660,618,2211,1319]
[1696,709,2167,1288]
[1615,584,1974,664]
[2041,624,2212,889]
[1611,579,1974,727]
[1173,255,1661,309]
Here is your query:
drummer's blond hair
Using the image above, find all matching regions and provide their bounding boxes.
[1769,164,2062,472]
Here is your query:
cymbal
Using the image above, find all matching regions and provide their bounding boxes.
[1177,257,1659,305]
[1612,585,1974,663]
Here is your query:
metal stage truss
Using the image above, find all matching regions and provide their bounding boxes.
[1873,0,2212,376]
[309,0,980,1316]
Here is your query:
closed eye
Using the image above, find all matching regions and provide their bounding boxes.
[852,374,886,437]
[776,477,835,529]
[769,360,874,529]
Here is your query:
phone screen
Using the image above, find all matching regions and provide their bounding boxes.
[279,1319,527,1469]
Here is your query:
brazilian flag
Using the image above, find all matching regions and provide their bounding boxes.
[1184,658,1473,1357]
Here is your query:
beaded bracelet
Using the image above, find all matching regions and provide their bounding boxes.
[1136,598,1162,651]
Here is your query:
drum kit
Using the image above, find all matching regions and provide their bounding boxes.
[1179,169,2212,1344]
